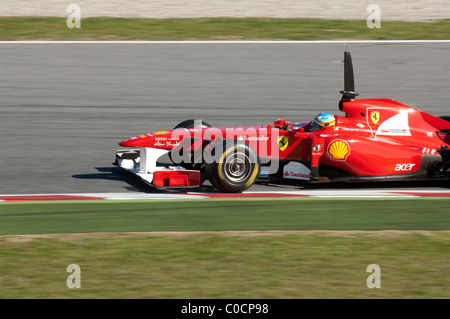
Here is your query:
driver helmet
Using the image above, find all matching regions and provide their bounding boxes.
[310,112,336,131]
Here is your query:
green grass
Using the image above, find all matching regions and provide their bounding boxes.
[1,198,449,298]
[1,198,450,235]
[0,17,449,40]
[1,232,449,298]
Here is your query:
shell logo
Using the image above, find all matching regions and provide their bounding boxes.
[327,140,350,161]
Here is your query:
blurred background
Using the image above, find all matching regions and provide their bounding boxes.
[1,0,449,20]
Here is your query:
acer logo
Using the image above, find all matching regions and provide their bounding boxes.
[395,164,416,171]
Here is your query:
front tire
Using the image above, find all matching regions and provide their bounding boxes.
[173,119,212,129]
[205,140,259,193]
[170,119,212,170]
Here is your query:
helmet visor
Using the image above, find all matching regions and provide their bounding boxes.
[310,120,324,131]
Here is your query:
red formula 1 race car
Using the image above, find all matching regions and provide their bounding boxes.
[114,51,450,192]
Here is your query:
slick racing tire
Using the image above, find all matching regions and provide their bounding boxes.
[439,116,450,122]
[205,140,259,193]
[173,119,212,130]
[170,119,212,170]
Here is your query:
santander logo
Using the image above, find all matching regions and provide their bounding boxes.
[284,171,310,179]
[282,162,311,181]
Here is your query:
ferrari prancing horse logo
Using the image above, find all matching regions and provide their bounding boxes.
[277,136,289,151]
[370,111,380,125]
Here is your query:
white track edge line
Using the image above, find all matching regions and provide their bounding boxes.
[1,40,450,44]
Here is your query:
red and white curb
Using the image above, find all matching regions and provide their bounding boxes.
[1,190,450,202]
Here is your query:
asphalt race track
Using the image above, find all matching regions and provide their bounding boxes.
[0,42,449,194]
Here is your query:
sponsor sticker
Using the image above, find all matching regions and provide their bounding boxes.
[277,136,289,151]
[283,161,311,180]
[237,135,270,141]
[312,144,323,153]
[380,128,408,134]
[327,139,350,161]
[370,111,380,124]
[154,140,180,148]
[394,163,416,171]
[375,111,411,137]
[422,147,436,155]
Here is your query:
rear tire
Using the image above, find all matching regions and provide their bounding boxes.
[205,140,259,193]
